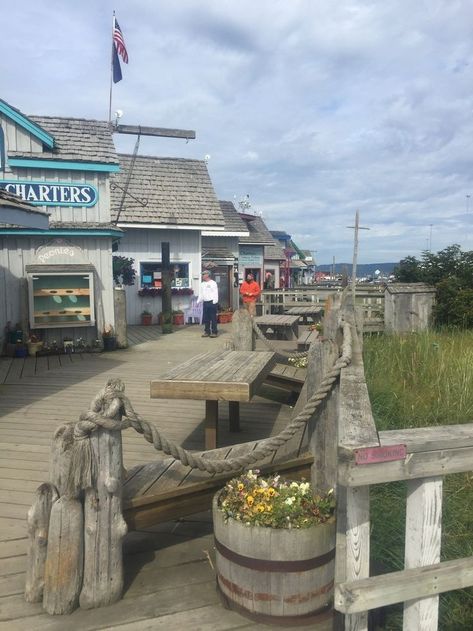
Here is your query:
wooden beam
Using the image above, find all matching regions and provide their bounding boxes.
[335,556,473,615]
[338,443,473,487]
[114,124,196,140]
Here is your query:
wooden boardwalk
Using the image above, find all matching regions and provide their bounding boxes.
[0,324,309,630]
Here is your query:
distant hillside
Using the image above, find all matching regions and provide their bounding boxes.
[317,262,396,276]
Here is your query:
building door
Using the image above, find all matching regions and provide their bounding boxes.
[212,266,231,309]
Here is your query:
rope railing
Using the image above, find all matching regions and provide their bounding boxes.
[63,320,352,497]
[251,318,310,360]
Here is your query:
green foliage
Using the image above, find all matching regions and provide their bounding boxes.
[364,332,473,629]
[394,245,473,327]
[218,470,335,529]
[112,255,136,286]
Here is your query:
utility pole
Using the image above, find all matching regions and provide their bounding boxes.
[429,224,433,252]
[347,210,370,306]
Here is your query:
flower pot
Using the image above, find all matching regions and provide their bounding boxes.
[141,314,153,326]
[27,341,44,356]
[172,313,184,326]
[213,491,335,626]
[217,312,233,324]
[102,336,117,351]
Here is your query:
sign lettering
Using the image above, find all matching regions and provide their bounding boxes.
[0,180,98,207]
[354,444,407,465]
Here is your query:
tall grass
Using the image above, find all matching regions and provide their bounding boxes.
[363,330,473,630]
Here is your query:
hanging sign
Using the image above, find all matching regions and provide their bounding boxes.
[354,444,407,465]
[0,180,98,207]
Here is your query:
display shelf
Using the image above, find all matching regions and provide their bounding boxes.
[28,272,95,328]
[33,288,91,296]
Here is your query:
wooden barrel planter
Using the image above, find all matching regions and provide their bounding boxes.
[213,492,335,627]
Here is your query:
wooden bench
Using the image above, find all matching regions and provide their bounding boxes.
[286,305,323,324]
[297,328,319,351]
[264,362,306,395]
[255,314,299,340]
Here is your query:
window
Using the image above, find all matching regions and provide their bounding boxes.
[28,272,95,329]
[140,262,190,289]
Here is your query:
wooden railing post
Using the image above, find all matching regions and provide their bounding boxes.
[79,425,128,609]
[232,308,255,350]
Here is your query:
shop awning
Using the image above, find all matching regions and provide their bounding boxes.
[0,189,49,229]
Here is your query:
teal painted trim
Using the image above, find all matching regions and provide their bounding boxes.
[8,158,120,173]
[0,229,123,237]
[0,101,55,148]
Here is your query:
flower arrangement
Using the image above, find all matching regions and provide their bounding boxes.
[138,287,194,297]
[218,470,335,529]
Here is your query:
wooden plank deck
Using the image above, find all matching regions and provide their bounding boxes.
[0,323,310,629]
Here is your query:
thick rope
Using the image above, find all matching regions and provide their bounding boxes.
[64,322,352,495]
[251,318,310,360]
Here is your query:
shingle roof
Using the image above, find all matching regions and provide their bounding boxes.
[386,283,436,294]
[265,242,285,260]
[8,115,118,164]
[219,201,248,232]
[239,215,277,245]
[0,188,47,214]
[202,246,236,260]
[110,155,224,227]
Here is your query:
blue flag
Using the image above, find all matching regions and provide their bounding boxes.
[112,44,122,83]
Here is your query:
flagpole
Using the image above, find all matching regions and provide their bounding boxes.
[108,11,115,122]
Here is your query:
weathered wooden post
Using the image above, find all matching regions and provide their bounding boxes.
[114,286,128,348]
[42,422,85,614]
[25,483,59,603]
[43,497,84,614]
[26,380,129,615]
[231,308,255,350]
[79,385,128,609]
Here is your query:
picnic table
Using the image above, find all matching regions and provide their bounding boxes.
[254,314,300,340]
[286,305,323,324]
[150,350,276,449]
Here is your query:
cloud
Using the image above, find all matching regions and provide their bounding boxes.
[2,0,473,263]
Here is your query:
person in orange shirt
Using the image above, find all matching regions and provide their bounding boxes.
[239,272,261,317]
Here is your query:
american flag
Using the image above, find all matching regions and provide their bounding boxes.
[113,18,128,64]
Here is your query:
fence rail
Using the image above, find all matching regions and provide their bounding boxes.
[260,287,384,332]
[332,302,473,631]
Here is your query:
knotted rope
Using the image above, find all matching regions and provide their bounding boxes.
[64,321,352,497]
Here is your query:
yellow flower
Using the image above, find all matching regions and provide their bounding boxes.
[265,504,273,512]
[237,483,244,491]
[246,495,254,506]
[256,503,265,513]
[267,487,276,497]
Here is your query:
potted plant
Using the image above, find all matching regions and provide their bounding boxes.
[172,309,184,326]
[102,324,117,351]
[213,470,336,625]
[217,307,233,324]
[26,333,44,357]
[141,309,153,326]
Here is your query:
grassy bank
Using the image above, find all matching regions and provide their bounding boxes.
[363,330,473,630]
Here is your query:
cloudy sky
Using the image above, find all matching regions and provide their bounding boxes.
[2,0,473,263]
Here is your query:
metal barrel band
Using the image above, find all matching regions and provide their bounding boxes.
[214,536,335,572]
[217,580,334,627]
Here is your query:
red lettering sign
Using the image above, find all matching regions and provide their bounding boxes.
[354,444,407,465]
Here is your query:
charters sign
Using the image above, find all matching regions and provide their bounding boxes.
[0,180,98,207]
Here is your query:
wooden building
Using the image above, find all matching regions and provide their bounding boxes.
[0,99,122,349]
[384,283,437,333]
[202,201,249,309]
[111,155,225,324]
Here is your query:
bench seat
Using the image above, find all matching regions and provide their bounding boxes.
[297,328,319,351]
